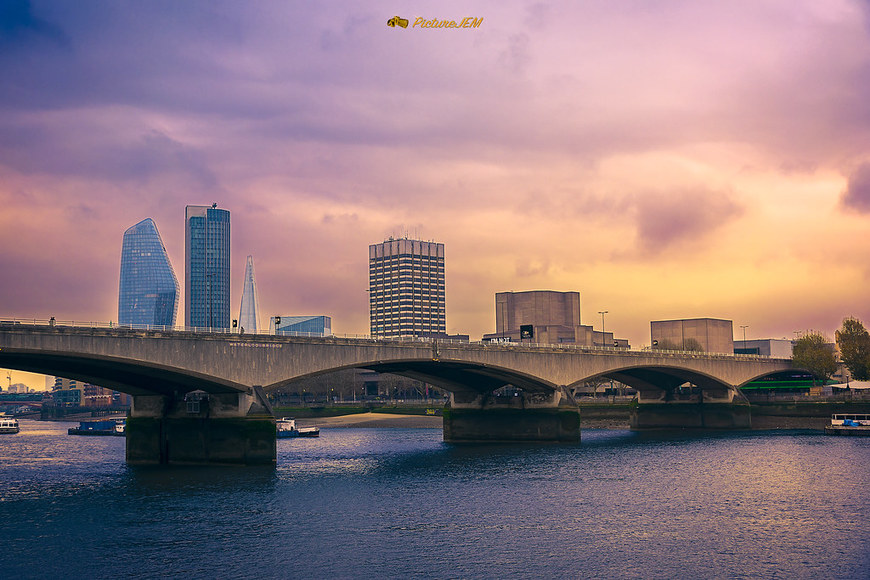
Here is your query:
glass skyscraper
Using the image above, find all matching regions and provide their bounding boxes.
[185,204,231,329]
[118,218,179,327]
[238,255,260,333]
[369,237,446,338]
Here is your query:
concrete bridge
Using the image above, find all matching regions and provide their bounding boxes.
[0,322,794,465]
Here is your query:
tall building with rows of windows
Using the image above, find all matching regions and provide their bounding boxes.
[185,204,231,329]
[369,237,445,338]
[118,218,179,327]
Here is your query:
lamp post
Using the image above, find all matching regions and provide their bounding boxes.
[598,310,608,348]
[740,325,748,353]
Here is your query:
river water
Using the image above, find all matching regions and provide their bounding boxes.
[1,420,868,579]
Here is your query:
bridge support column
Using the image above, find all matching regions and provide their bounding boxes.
[126,387,276,466]
[630,388,752,429]
[443,387,580,443]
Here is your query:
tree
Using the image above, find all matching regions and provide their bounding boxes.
[653,339,681,351]
[835,317,870,381]
[682,337,705,352]
[652,338,704,352]
[792,333,838,387]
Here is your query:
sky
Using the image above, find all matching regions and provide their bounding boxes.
[2,0,870,389]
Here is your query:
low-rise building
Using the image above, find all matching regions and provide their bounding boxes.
[734,338,793,358]
[270,315,332,337]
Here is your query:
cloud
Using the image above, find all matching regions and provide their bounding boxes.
[633,189,744,253]
[842,163,870,213]
[0,0,70,49]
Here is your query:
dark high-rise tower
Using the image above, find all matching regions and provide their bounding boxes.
[369,237,445,338]
[185,204,231,329]
[118,218,179,327]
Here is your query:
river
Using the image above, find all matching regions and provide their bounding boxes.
[1,420,868,579]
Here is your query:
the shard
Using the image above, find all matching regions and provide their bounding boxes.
[238,255,261,333]
[118,218,180,327]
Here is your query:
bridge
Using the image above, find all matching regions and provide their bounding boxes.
[0,321,794,465]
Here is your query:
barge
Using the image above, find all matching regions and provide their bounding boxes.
[824,414,870,436]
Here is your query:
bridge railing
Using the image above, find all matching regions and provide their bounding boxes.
[0,316,778,361]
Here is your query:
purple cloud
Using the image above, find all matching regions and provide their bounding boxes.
[842,163,870,213]
[633,190,744,253]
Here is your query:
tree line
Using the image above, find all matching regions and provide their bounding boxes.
[792,317,870,386]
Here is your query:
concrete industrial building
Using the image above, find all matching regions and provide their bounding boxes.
[185,204,231,329]
[734,338,793,358]
[369,237,446,338]
[482,290,627,347]
[651,318,734,354]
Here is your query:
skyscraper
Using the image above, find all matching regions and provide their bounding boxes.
[238,255,261,333]
[185,204,231,329]
[118,218,179,327]
[369,237,445,338]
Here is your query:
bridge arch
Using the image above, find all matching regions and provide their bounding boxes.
[0,349,247,396]
[567,364,740,402]
[267,358,558,395]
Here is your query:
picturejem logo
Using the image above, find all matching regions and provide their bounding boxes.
[387,16,483,29]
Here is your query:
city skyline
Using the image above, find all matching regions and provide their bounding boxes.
[2,1,870,390]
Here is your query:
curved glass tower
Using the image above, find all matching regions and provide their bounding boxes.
[118,218,180,327]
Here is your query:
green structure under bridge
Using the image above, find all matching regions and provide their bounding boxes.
[0,321,796,465]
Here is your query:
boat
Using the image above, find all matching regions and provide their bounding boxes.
[0,416,20,434]
[824,414,870,436]
[68,418,126,436]
[276,417,320,438]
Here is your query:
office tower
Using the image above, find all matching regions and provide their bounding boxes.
[118,218,180,327]
[238,255,261,333]
[185,204,231,328]
[369,237,445,338]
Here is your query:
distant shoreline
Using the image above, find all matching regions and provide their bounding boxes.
[32,410,830,431]
[297,412,828,431]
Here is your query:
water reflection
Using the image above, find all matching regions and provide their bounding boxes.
[1,421,868,578]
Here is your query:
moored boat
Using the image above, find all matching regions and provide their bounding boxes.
[276,417,320,438]
[68,418,126,436]
[824,414,870,436]
[0,416,20,434]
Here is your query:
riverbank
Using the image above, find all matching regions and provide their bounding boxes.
[296,411,830,431]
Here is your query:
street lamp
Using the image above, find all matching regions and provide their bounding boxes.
[598,310,608,348]
[740,325,748,353]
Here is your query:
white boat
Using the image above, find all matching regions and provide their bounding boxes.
[824,414,870,436]
[0,416,20,434]
[276,417,320,438]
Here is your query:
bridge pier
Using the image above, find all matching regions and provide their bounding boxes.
[126,387,276,466]
[443,387,580,443]
[630,387,752,429]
